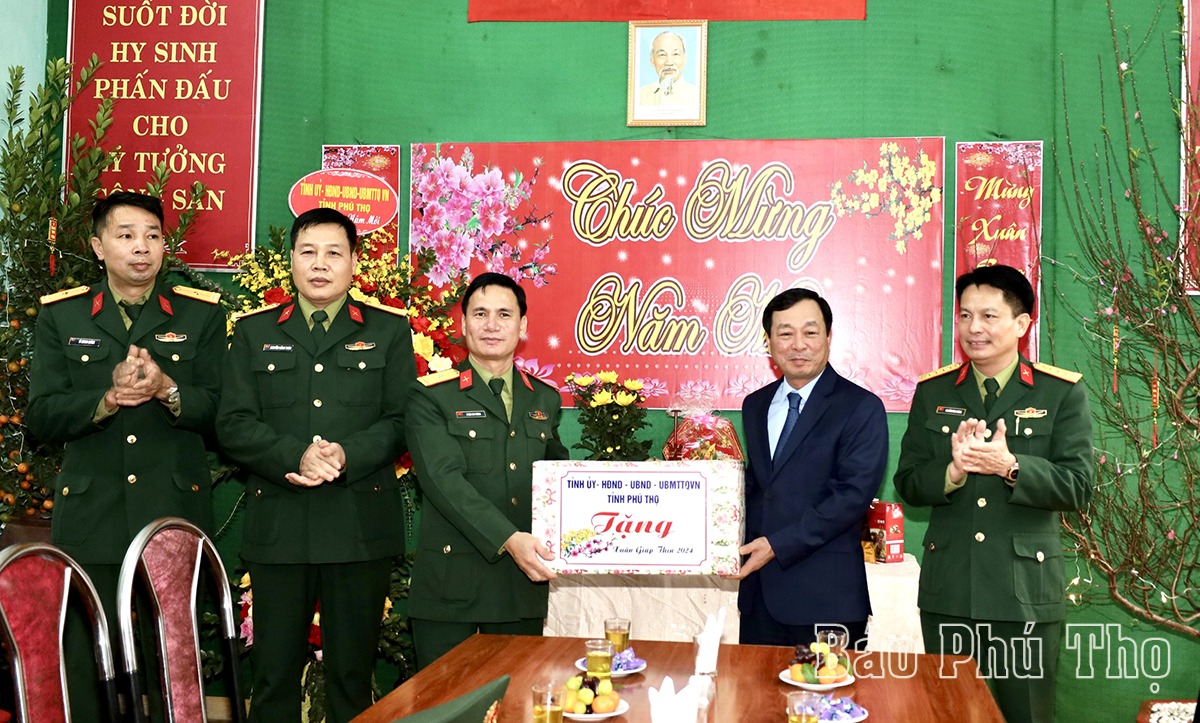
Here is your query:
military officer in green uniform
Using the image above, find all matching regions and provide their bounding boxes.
[894,265,1094,723]
[406,272,568,670]
[217,208,416,723]
[28,191,226,720]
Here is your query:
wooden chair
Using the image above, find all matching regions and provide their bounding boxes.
[0,542,120,722]
[117,518,245,723]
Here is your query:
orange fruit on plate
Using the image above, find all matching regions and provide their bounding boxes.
[816,665,839,685]
[789,663,805,682]
[590,694,619,714]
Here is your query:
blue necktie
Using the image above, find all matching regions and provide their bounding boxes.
[773,392,802,463]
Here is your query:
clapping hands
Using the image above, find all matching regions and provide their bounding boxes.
[949,417,1017,482]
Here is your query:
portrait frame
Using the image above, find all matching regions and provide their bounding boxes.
[627,20,708,127]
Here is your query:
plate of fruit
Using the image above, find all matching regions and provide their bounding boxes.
[563,674,629,720]
[574,647,647,677]
[780,641,854,691]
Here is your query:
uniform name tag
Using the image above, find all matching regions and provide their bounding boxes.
[263,344,293,352]
[936,406,965,416]
[456,410,487,419]
[68,337,101,347]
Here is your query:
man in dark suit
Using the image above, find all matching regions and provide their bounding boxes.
[732,288,888,648]
[405,273,568,670]
[28,191,226,720]
[217,208,417,723]
[894,265,1093,723]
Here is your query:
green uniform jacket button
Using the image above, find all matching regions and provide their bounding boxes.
[469,430,476,438]
[171,354,180,362]
[313,399,322,407]
[255,489,262,497]
[509,462,516,470]
[191,484,199,492]
[1036,551,1045,562]
[81,354,90,363]
[127,474,137,484]
[510,430,516,437]
[511,497,518,505]
[442,545,451,554]
[62,487,69,495]
[126,435,137,444]
[977,497,987,507]
[941,425,949,434]
[314,363,324,372]
[975,532,985,542]
[267,363,275,372]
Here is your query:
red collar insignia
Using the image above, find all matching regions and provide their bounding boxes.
[520,369,534,391]
[277,304,295,324]
[91,292,104,317]
[459,369,473,389]
[955,364,971,385]
[349,305,363,323]
[158,295,173,315]
[1019,362,1034,386]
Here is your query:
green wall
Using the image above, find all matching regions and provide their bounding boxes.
[41,0,1200,718]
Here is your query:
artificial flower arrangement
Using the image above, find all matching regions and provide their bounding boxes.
[564,371,652,461]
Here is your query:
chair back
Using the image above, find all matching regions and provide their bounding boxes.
[117,518,245,723]
[0,542,119,723]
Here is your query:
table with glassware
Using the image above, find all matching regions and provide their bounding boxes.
[351,633,1005,723]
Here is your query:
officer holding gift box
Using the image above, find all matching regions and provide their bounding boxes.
[894,264,1094,723]
[405,272,568,670]
[218,207,416,723]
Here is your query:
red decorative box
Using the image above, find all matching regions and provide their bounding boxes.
[868,500,904,563]
[662,414,745,461]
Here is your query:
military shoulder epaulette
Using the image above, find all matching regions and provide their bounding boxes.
[418,368,460,387]
[527,373,559,390]
[362,297,410,317]
[918,362,964,383]
[173,285,222,304]
[1033,362,1083,384]
[39,285,90,305]
[233,303,281,321]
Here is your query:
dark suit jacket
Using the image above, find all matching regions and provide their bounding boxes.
[28,280,225,564]
[405,360,568,623]
[217,297,416,565]
[893,358,1093,622]
[739,364,888,626]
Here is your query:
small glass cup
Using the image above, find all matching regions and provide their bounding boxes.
[785,690,822,723]
[604,617,631,653]
[585,638,615,680]
[816,627,849,655]
[693,632,718,677]
[531,683,564,723]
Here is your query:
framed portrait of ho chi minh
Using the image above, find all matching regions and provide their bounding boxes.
[628,20,708,127]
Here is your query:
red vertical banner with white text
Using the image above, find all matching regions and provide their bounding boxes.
[65,0,265,270]
[954,141,1043,362]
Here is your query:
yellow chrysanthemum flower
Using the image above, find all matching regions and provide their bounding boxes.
[615,391,638,406]
[590,390,614,406]
[597,371,618,384]
[622,379,644,391]
[575,376,595,386]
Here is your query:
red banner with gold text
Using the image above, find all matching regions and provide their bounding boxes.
[468,1,865,22]
[65,0,264,270]
[953,142,1043,362]
[411,138,944,412]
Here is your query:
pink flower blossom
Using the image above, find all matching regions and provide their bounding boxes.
[1119,61,1129,71]
[468,167,506,204]
[515,357,557,382]
[880,374,917,403]
[478,199,509,238]
[639,378,668,398]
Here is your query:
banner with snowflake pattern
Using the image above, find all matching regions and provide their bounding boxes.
[953,141,1043,362]
[410,138,945,412]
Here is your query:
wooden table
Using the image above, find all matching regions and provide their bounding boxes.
[353,635,1005,723]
